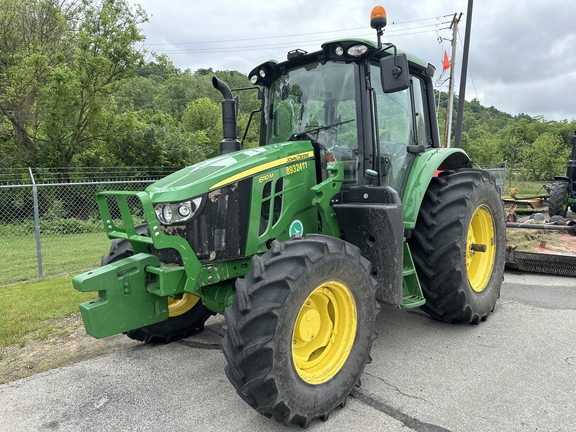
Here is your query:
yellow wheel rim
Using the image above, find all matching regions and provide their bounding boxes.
[292,280,357,384]
[466,205,496,293]
[168,293,200,317]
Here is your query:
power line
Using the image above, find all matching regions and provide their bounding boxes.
[141,14,455,47]
[153,25,452,55]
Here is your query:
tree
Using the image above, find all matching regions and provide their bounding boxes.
[136,54,179,80]
[182,97,222,159]
[0,0,75,166]
[0,0,148,169]
[524,133,570,181]
[462,132,503,167]
[116,76,161,112]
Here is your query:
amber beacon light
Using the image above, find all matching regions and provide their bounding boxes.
[370,6,387,30]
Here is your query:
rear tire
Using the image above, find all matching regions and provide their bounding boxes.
[548,181,569,217]
[410,169,505,324]
[102,233,214,344]
[221,235,379,428]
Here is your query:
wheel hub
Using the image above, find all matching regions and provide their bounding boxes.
[297,309,321,342]
[292,281,357,384]
[466,205,496,292]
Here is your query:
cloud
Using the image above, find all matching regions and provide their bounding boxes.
[132,0,576,121]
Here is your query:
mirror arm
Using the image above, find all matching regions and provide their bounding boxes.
[388,44,403,77]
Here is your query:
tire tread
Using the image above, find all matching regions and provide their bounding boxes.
[221,236,379,427]
[410,169,505,324]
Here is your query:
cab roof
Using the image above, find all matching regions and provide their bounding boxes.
[248,38,433,87]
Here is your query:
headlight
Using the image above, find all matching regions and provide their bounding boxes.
[154,197,203,225]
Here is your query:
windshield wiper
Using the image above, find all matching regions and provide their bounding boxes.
[289,119,355,141]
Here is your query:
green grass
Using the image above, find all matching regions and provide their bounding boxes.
[0,232,117,353]
[0,275,95,349]
[0,233,112,285]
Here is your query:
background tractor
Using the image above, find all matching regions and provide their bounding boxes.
[73,6,506,428]
[548,130,576,216]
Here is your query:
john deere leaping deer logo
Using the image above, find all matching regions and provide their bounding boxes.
[289,220,304,237]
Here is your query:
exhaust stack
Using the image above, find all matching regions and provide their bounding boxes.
[212,77,242,155]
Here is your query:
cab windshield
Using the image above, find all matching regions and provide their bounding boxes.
[263,62,359,179]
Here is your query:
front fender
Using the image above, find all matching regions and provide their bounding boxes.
[402,148,471,230]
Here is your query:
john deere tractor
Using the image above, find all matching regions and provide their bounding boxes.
[73,6,505,428]
[548,130,576,216]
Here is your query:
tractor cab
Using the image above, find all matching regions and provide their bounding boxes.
[249,36,439,197]
[241,28,439,306]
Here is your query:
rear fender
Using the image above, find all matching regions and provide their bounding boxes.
[402,148,471,230]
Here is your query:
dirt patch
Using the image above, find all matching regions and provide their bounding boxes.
[507,228,576,253]
[507,228,568,250]
[0,314,138,385]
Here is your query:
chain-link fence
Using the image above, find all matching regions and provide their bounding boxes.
[0,167,179,285]
[1,163,510,286]
[480,162,507,193]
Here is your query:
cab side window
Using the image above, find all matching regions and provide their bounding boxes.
[370,64,413,192]
[412,77,432,147]
[371,66,413,146]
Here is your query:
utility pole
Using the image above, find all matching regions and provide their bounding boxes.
[444,13,462,148]
[454,0,474,149]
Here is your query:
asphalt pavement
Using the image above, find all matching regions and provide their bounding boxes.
[1,270,575,432]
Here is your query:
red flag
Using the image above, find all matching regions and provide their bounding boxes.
[443,50,450,70]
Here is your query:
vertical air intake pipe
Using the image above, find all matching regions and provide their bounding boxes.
[212,77,242,155]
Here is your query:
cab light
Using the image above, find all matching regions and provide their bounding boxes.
[335,46,344,56]
[347,44,368,56]
[250,75,258,84]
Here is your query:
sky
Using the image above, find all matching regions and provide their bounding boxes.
[131,0,576,122]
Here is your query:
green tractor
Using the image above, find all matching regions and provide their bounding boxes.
[73,6,505,428]
[548,130,576,217]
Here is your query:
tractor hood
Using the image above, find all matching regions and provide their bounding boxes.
[146,140,315,203]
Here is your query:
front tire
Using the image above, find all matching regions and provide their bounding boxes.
[221,235,379,428]
[102,235,214,343]
[548,181,569,217]
[410,169,505,324]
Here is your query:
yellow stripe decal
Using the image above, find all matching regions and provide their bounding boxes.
[209,151,314,190]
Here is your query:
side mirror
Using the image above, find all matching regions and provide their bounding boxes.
[380,53,410,94]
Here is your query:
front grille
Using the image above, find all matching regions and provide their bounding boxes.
[259,177,284,235]
[154,180,251,264]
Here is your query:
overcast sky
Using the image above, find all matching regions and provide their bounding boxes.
[132,0,576,122]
